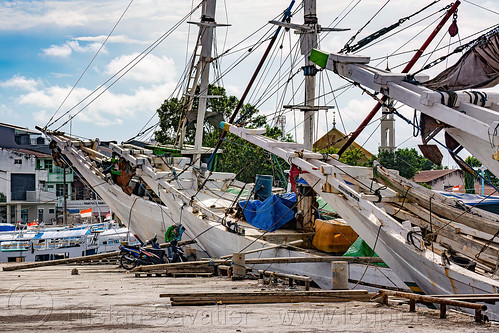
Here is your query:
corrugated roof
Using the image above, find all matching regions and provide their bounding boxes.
[313,127,374,162]
[0,122,40,134]
[11,148,52,159]
[413,169,460,183]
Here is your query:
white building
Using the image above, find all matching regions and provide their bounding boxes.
[0,148,60,224]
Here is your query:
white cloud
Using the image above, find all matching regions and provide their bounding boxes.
[42,40,104,58]
[104,53,176,83]
[75,35,146,45]
[67,40,103,53]
[0,0,192,31]
[15,78,177,129]
[0,104,16,118]
[42,44,73,57]
[0,75,39,92]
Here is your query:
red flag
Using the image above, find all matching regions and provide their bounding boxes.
[80,208,92,218]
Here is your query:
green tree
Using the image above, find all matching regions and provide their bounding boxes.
[464,156,482,194]
[378,148,441,179]
[155,85,239,145]
[154,86,293,184]
[317,147,371,167]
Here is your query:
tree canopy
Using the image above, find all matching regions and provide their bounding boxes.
[154,85,292,184]
[377,148,442,179]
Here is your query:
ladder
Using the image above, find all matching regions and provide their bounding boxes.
[175,28,204,148]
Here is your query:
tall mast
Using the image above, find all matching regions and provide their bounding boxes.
[302,0,318,151]
[193,0,216,167]
[281,0,343,150]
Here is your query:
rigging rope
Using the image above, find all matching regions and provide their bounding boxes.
[345,0,441,53]
[49,2,203,131]
[44,0,135,130]
[340,0,392,53]
[412,24,499,76]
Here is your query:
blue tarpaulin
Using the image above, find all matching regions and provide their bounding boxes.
[239,193,297,232]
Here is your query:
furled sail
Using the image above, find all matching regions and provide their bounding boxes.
[423,30,499,91]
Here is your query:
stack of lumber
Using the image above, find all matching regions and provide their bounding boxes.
[134,264,215,278]
[160,290,373,306]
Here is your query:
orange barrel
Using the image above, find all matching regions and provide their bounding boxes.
[312,219,358,254]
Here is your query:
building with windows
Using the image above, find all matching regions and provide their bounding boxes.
[0,123,76,224]
[0,148,60,224]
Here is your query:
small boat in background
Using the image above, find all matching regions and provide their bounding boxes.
[438,191,499,215]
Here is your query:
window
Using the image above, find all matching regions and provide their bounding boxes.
[49,209,55,214]
[10,174,35,201]
[38,209,43,223]
[21,209,28,223]
[56,184,68,197]
[14,159,22,164]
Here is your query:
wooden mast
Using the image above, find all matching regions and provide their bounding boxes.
[193,0,216,167]
[302,0,318,151]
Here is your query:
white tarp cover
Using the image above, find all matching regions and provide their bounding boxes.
[32,228,90,240]
[423,31,499,91]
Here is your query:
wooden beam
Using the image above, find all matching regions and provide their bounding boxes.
[163,290,373,306]
[135,255,385,272]
[383,203,499,260]
[375,166,499,236]
[219,240,304,259]
[2,251,119,271]
[377,289,487,311]
[2,240,196,271]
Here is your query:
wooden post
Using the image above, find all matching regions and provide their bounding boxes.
[331,261,349,290]
[297,183,316,233]
[475,309,483,323]
[409,299,416,312]
[232,252,246,280]
[440,304,447,319]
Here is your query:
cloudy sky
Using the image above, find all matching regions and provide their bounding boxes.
[1,0,498,167]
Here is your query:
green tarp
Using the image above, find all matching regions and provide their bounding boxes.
[343,237,388,267]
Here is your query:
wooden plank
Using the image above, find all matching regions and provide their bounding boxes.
[220,240,303,259]
[135,256,384,272]
[430,293,499,298]
[3,240,196,271]
[383,203,499,261]
[378,289,487,311]
[258,270,312,282]
[133,261,212,272]
[2,251,121,271]
[243,256,383,265]
[2,239,196,272]
[160,290,368,298]
[170,297,371,306]
[168,293,373,306]
[374,166,499,236]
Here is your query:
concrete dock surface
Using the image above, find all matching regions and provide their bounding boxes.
[0,263,497,332]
